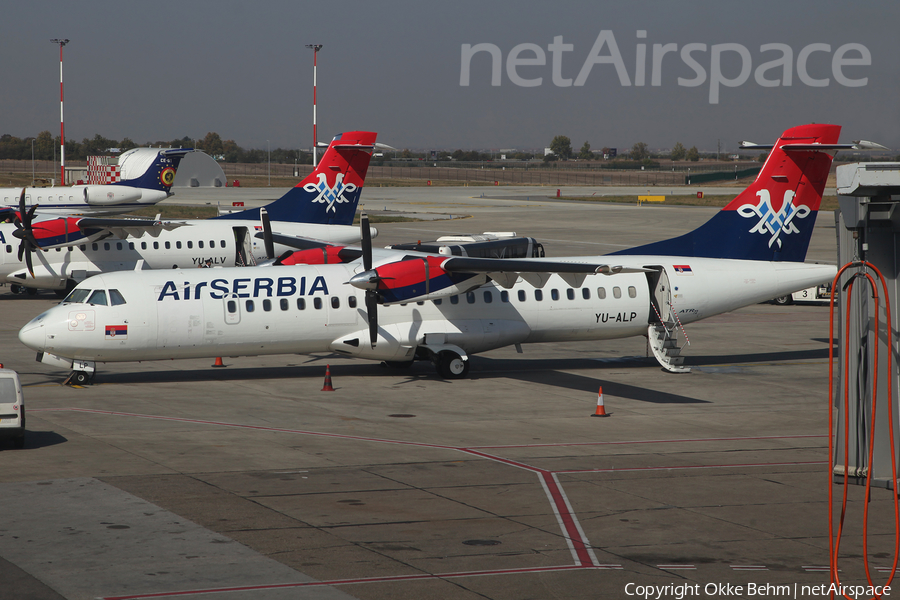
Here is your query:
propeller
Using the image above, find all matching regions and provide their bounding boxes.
[360,213,379,348]
[10,188,43,277]
[260,207,275,260]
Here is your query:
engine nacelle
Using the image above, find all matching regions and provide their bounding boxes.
[350,256,487,305]
[79,186,143,206]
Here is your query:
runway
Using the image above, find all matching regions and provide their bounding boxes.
[0,189,891,600]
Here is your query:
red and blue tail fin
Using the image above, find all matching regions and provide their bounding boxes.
[611,123,840,262]
[216,131,376,226]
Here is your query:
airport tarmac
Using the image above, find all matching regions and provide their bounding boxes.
[1,191,894,600]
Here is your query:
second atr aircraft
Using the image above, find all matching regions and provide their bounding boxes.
[1,132,377,293]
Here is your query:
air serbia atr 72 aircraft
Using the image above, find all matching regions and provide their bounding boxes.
[20,124,839,384]
[0,148,193,217]
[1,132,376,293]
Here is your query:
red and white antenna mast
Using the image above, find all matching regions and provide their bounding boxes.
[306,44,322,166]
[50,38,69,185]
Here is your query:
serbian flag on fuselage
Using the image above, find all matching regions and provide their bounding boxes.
[105,325,127,339]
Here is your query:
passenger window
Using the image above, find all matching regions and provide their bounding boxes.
[263,299,272,311]
[598,287,607,299]
[176,241,182,249]
[79,244,86,251]
[219,240,224,247]
[466,292,476,304]
[535,289,543,301]
[227,300,237,313]
[165,241,171,250]
[348,296,357,308]
[92,243,98,251]
[280,298,289,311]
[141,242,147,250]
[109,289,127,306]
[314,297,323,309]
[434,298,442,305]
[551,289,559,301]
[246,300,255,312]
[500,291,509,302]
[518,290,526,302]
[331,297,340,309]
[88,290,108,305]
[116,242,123,250]
[55,247,61,253]
[417,301,424,306]
[153,242,159,250]
[483,291,492,303]
[582,288,590,300]
[297,298,306,310]
[450,295,459,305]
[104,242,110,251]
[4,245,10,253]
[567,289,575,300]
[628,286,637,298]
[613,286,622,299]
[188,241,193,249]
[199,241,204,249]
[128,242,134,250]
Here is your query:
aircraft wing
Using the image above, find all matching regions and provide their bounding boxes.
[441,257,653,289]
[76,217,189,239]
[256,231,334,250]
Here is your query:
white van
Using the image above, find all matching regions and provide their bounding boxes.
[0,368,25,449]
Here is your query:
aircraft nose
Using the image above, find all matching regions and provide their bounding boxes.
[18,317,47,351]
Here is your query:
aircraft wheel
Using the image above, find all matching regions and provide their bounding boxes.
[25,287,38,296]
[438,352,469,379]
[9,284,23,295]
[773,295,793,306]
[72,371,91,385]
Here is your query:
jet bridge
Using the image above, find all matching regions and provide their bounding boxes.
[834,162,900,491]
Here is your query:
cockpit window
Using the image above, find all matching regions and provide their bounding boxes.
[109,289,127,306]
[87,290,108,306]
[63,289,91,304]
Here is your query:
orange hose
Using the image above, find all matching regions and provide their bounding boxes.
[828,262,899,600]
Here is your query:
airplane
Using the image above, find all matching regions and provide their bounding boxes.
[1,131,377,295]
[0,147,193,217]
[19,123,841,384]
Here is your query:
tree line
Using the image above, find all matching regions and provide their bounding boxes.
[547,135,703,163]
[0,131,314,164]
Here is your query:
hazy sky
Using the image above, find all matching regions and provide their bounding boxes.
[2,0,898,154]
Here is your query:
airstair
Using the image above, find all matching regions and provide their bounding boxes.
[646,267,691,373]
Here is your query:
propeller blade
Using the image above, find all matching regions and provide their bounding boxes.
[274,249,294,266]
[365,290,378,348]
[260,207,275,260]
[24,244,34,278]
[17,241,24,262]
[18,187,26,217]
[361,212,372,272]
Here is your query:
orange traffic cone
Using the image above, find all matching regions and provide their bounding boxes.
[212,357,226,368]
[321,365,335,391]
[591,386,610,417]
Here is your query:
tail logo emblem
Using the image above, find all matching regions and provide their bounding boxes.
[304,173,358,213]
[737,190,811,249]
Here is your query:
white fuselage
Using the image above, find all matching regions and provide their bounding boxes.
[0,186,168,217]
[18,256,836,365]
[0,220,363,290]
